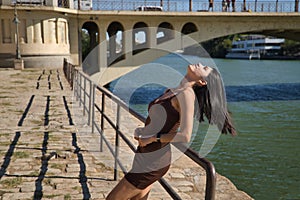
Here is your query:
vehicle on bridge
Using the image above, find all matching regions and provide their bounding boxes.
[135,6,163,11]
[74,0,92,10]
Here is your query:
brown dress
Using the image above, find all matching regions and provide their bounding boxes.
[125,90,180,189]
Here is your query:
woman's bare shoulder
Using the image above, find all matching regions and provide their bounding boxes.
[177,87,195,101]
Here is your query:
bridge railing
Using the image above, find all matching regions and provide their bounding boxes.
[12,0,70,8]
[93,0,299,12]
[63,60,216,200]
[5,0,299,12]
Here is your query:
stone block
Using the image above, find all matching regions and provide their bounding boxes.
[14,59,24,70]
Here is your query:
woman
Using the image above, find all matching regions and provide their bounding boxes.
[106,63,236,200]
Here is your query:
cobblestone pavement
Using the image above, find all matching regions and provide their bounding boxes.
[0,68,253,200]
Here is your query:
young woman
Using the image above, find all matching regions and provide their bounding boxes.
[106,63,236,200]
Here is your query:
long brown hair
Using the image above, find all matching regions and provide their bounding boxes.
[193,68,236,136]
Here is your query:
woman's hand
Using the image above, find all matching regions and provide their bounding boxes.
[134,128,156,147]
[134,127,143,139]
[137,136,156,147]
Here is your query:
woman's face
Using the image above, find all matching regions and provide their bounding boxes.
[187,63,213,81]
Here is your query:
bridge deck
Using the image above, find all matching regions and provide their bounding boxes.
[0,68,252,199]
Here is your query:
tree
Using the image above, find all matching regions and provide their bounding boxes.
[81,29,90,61]
[201,36,233,58]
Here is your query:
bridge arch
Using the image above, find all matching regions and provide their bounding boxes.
[107,21,125,65]
[157,22,175,44]
[181,22,198,35]
[133,22,149,55]
[82,21,99,61]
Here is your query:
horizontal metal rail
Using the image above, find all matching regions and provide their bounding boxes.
[75,72,93,125]
[9,0,300,12]
[64,62,216,200]
[92,0,299,12]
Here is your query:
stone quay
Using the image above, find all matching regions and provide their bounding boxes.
[0,68,253,199]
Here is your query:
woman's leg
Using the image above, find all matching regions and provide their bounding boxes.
[106,177,145,200]
[130,184,152,200]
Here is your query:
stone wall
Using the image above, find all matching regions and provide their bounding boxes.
[0,7,70,68]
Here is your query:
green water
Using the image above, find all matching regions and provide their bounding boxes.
[112,56,300,199]
[206,59,300,200]
[193,100,300,200]
[211,101,300,200]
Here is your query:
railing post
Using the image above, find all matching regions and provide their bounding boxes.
[114,104,121,181]
[70,65,74,90]
[74,69,78,100]
[73,69,75,94]
[91,84,95,133]
[205,163,216,200]
[88,80,93,126]
[68,64,70,83]
[83,77,87,115]
[69,65,73,87]
[79,73,82,107]
[100,94,105,152]
[76,70,79,100]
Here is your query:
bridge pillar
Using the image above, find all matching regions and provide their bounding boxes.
[26,19,33,44]
[149,27,157,49]
[68,18,79,65]
[0,0,11,5]
[98,28,107,70]
[45,0,58,7]
[0,21,2,45]
[2,18,12,43]
[47,19,57,43]
[123,27,133,65]
[33,20,43,44]
[107,28,119,65]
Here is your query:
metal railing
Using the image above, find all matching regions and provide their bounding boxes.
[93,0,299,12]
[63,59,92,124]
[63,58,74,89]
[63,60,216,200]
[6,0,299,12]
[15,0,45,5]
[13,0,70,8]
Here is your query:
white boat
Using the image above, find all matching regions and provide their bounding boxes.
[226,35,285,60]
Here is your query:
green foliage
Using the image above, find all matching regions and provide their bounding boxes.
[82,29,90,61]
[14,151,30,159]
[0,177,22,188]
[201,36,233,58]
[281,39,300,56]
[64,194,71,200]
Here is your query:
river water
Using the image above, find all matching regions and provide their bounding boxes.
[109,54,300,200]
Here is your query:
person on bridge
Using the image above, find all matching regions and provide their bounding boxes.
[232,0,236,12]
[208,0,214,11]
[106,63,236,200]
[222,0,228,12]
[226,0,231,11]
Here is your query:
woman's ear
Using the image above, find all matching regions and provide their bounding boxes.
[197,79,207,86]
